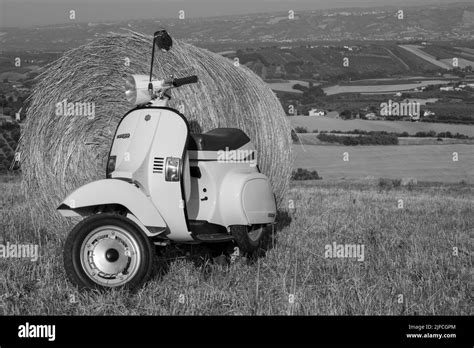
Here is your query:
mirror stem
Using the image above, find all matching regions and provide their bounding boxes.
[149,35,157,94]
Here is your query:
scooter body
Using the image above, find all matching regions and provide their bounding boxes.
[59,104,276,242]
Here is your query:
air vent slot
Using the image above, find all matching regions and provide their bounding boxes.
[153,157,164,173]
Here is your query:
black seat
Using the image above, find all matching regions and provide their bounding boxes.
[188,128,250,151]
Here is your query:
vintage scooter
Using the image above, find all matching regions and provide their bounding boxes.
[58,30,277,289]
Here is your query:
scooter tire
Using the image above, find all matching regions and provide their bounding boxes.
[63,213,154,291]
[230,225,268,255]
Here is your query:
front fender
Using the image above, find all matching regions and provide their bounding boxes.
[57,179,166,229]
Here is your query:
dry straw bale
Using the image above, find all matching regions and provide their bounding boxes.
[20,31,292,228]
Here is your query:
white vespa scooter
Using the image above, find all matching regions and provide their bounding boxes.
[58,30,277,289]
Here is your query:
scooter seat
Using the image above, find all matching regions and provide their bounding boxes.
[189,128,250,151]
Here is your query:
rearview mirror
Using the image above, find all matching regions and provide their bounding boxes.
[154,30,172,52]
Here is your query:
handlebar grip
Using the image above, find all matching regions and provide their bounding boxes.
[173,75,198,87]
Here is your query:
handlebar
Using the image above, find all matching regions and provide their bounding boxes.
[172,75,198,87]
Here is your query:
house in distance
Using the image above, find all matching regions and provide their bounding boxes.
[308,108,326,116]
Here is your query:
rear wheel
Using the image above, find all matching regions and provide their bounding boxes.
[230,225,268,255]
[63,214,153,290]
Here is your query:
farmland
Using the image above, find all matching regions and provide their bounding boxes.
[399,44,474,70]
[323,80,452,95]
[297,133,474,146]
[293,144,474,183]
[290,117,474,137]
[266,79,310,93]
[243,43,447,82]
[440,58,474,69]
[399,45,452,70]
[0,177,471,315]
[422,45,474,67]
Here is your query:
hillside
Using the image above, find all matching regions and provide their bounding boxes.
[239,44,449,81]
[1,3,473,51]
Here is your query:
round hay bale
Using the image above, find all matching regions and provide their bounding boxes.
[20,31,292,228]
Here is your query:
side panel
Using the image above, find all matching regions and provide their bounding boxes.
[109,108,161,198]
[187,140,260,226]
[187,161,256,225]
[147,109,193,242]
[218,172,276,226]
[57,179,166,229]
[110,108,160,184]
[242,178,276,223]
[107,107,193,242]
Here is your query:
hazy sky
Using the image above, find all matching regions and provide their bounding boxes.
[0,0,465,27]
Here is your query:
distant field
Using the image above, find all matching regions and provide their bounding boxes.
[456,47,474,55]
[0,71,28,81]
[420,45,456,60]
[440,57,474,69]
[323,80,451,95]
[290,117,474,137]
[419,45,474,68]
[399,45,452,70]
[293,144,474,183]
[296,133,474,146]
[455,47,474,60]
[266,80,310,93]
[339,77,452,86]
[266,78,447,96]
[390,45,443,71]
[217,50,236,56]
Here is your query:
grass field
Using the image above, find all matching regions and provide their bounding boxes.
[339,78,450,86]
[398,45,452,70]
[293,144,474,183]
[290,117,474,137]
[0,72,28,82]
[440,57,474,69]
[266,80,310,94]
[323,80,451,95]
[296,133,474,146]
[0,177,472,315]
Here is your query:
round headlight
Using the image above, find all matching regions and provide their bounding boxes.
[124,76,137,104]
[123,75,152,105]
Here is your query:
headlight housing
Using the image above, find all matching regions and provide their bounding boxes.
[124,75,152,105]
[165,157,180,182]
[106,155,117,178]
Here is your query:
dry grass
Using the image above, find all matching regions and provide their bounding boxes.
[0,178,471,315]
[19,30,292,228]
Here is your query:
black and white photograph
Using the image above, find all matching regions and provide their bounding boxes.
[0,0,472,345]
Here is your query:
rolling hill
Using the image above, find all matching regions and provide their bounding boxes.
[0,3,473,51]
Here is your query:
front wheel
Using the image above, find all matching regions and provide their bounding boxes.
[63,213,153,290]
[230,224,269,255]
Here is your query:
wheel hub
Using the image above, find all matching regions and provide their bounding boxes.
[105,248,120,262]
[80,225,141,287]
